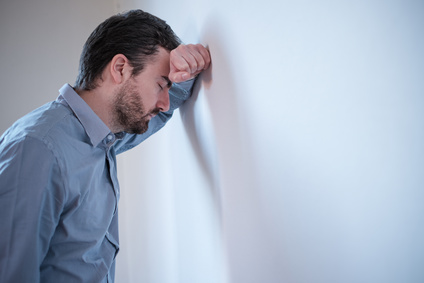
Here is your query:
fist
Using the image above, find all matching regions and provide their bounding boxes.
[169,44,211,83]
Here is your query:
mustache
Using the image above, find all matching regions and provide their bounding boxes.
[150,108,161,116]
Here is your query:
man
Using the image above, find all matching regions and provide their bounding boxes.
[0,9,211,282]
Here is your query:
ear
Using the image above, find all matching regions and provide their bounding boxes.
[109,54,132,85]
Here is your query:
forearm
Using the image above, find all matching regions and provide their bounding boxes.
[115,78,196,154]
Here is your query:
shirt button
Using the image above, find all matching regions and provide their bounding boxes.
[107,134,114,141]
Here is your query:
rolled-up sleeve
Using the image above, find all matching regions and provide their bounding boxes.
[0,136,65,283]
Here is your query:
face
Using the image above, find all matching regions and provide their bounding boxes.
[112,47,171,134]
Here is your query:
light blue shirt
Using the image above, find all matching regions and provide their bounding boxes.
[0,80,194,282]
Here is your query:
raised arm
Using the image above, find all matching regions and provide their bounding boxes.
[114,44,211,154]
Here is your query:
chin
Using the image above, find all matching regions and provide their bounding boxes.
[128,121,150,135]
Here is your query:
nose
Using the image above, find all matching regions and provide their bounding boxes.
[157,89,170,112]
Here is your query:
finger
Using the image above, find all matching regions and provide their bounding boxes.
[172,44,206,74]
[169,44,212,82]
[198,46,211,69]
[169,58,189,82]
[170,49,191,75]
[169,70,190,83]
[181,46,200,74]
[188,48,206,72]
[170,47,195,74]
[190,44,211,71]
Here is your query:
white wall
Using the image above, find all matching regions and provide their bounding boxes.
[2,1,424,283]
[116,0,424,283]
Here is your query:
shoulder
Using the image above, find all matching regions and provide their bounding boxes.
[0,102,87,205]
[2,102,71,141]
[2,101,89,149]
[0,102,70,174]
[0,101,93,180]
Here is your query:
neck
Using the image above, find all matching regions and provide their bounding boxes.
[76,87,120,133]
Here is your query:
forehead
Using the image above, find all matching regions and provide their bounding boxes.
[130,47,170,85]
[146,47,170,73]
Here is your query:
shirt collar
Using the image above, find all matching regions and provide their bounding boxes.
[58,84,112,147]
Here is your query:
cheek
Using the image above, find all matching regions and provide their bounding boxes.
[142,88,159,107]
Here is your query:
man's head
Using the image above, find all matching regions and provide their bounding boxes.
[74,9,180,91]
[110,47,173,134]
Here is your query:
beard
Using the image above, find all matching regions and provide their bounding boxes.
[113,81,160,135]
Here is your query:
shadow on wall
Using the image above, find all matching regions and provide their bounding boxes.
[179,16,252,217]
[179,15,285,283]
[179,65,217,185]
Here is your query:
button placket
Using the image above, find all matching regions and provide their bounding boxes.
[105,146,119,215]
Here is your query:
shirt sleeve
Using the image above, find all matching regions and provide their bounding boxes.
[114,78,196,154]
[0,136,65,283]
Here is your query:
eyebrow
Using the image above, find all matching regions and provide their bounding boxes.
[162,76,172,88]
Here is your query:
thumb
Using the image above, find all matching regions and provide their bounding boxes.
[169,71,190,83]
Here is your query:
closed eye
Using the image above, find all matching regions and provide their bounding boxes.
[162,76,172,89]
